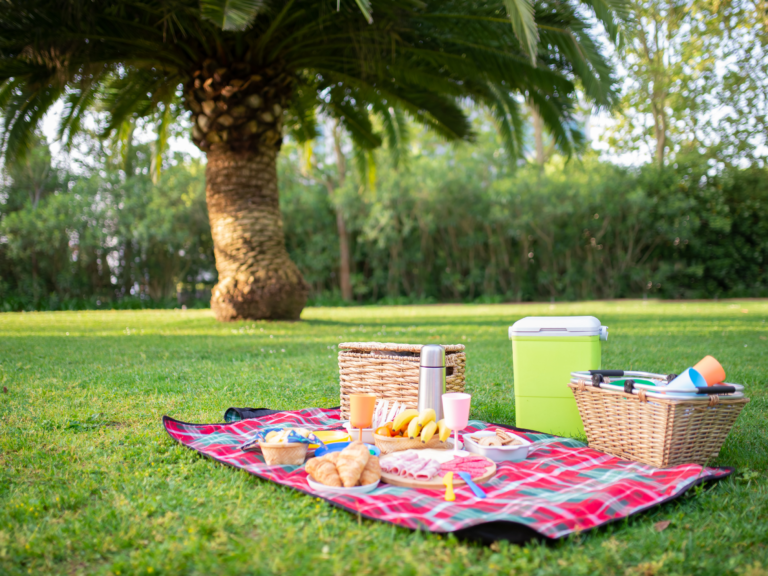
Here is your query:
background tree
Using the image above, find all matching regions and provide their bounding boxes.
[605,0,767,167]
[0,0,623,320]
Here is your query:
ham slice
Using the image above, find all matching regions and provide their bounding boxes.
[383,451,489,482]
[402,458,431,479]
[381,451,420,475]
[415,459,442,480]
[382,452,442,481]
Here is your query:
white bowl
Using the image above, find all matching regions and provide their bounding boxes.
[307,476,380,495]
[463,430,532,462]
[342,422,376,444]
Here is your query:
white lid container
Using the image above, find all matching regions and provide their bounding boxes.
[463,431,532,462]
[509,316,608,340]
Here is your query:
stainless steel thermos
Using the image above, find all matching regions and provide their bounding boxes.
[418,344,446,420]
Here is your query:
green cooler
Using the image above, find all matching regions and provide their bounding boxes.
[509,316,608,436]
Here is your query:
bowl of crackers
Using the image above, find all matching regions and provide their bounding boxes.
[463,428,532,462]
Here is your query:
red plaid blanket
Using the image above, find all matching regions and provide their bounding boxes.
[163,408,731,542]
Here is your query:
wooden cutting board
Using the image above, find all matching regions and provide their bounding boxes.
[379,452,496,489]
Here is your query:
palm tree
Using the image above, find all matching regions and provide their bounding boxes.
[0,0,623,320]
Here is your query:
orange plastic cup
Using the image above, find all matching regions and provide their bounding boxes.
[693,355,726,386]
[349,394,376,441]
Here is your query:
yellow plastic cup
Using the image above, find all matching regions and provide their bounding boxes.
[693,355,726,386]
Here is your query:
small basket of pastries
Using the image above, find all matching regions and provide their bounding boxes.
[242,428,321,466]
[463,428,532,462]
[370,402,456,455]
[305,441,381,494]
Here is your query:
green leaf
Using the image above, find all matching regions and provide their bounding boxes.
[503,0,539,64]
[199,0,265,31]
[353,0,373,24]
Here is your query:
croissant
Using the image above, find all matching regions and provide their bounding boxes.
[305,457,342,487]
[336,441,370,487]
[324,451,341,465]
[359,455,381,486]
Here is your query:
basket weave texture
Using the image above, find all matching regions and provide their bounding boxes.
[569,380,749,468]
[259,442,308,466]
[338,342,466,419]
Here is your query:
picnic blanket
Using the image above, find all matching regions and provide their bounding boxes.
[163,407,731,544]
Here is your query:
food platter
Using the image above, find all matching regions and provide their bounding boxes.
[379,450,496,489]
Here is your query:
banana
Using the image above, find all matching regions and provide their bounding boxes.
[407,417,422,439]
[420,421,437,443]
[393,409,419,432]
[437,419,452,442]
[416,408,436,427]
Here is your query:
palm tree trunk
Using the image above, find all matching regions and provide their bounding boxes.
[206,147,308,320]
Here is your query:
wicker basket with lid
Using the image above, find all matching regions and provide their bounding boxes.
[338,342,466,420]
[569,376,749,468]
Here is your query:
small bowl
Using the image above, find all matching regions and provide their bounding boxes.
[343,423,375,444]
[259,441,309,466]
[463,430,531,462]
[307,477,379,495]
[314,441,380,458]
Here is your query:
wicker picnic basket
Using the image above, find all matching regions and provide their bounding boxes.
[569,377,749,468]
[338,342,466,419]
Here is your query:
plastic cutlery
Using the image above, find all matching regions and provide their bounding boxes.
[457,472,486,498]
[442,472,455,501]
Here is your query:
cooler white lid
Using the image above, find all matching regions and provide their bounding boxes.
[509,316,607,339]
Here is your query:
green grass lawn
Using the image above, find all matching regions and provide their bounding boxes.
[1,301,767,575]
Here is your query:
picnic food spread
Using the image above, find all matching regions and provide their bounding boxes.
[233,336,744,498]
[164,324,748,541]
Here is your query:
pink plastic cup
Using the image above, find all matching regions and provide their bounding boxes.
[442,392,471,452]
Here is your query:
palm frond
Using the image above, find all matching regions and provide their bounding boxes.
[0,0,622,166]
[578,0,630,45]
[371,99,409,168]
[527,89,585,156]
[2,83,64,163]
[286,79,320,144]
[200,0,266,31]
[352,0,373,24]
[0,79,20,110]
[58,67,109,150]
[503,0,539,65]
[326,85,382,150]
[486,82,525,160]
[152,98,174,183]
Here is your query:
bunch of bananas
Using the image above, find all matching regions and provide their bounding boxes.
[375,408,451,443]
